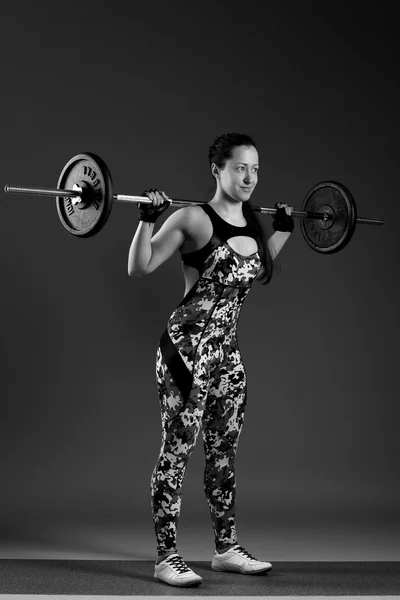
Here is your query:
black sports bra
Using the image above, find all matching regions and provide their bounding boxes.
[181,203,259,272]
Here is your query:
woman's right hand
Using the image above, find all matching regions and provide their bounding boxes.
[138,189,171,223]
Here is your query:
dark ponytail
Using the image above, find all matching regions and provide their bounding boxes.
[208,133,274,285]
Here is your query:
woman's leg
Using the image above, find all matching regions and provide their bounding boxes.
[201,343,247,552]
[150,345,209,558]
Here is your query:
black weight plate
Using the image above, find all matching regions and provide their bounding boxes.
[56,153,113,237]
[300,181,357,254]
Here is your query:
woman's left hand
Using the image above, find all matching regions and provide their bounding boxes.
[272,202,294,233]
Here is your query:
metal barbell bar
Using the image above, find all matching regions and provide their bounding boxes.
[3,152,383,253]
[4,184,383,225]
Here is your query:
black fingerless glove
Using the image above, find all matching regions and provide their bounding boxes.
[272,203,294,233]
[138,190,171,223]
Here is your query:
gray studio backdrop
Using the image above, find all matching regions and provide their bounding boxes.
[1,1,398,553]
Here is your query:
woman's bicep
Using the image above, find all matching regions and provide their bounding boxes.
[146,211,186,273]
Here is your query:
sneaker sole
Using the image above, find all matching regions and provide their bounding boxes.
[212,563,272,574]
[154,573,203,587]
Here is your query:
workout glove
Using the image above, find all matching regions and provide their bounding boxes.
[138,190,171,223]
[272,203,294,233]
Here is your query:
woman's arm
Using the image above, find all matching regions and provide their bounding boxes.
[267,202,293,259]
[128,207,190,276]
[267,230,291,259]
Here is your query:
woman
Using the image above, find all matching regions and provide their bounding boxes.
[128,133,294,587]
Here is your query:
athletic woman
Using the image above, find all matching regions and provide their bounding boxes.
[128,133,294,587]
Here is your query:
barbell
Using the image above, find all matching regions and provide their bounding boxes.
[4,152,383,253]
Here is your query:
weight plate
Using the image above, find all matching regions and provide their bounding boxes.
[300,181,357,253]
[56,153,113,237]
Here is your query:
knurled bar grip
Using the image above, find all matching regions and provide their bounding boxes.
[4,185,384,225]
[116,194,326,220]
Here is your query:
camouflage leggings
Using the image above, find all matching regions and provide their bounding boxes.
[150,333,247,555]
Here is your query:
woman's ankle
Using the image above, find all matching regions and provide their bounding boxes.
[216,544,238,554]
[156,550,177,565]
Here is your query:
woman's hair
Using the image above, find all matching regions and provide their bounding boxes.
[208,132,274,285]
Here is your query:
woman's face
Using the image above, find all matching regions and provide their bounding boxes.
[218,145,259,202]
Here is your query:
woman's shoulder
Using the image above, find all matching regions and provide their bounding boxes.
[176,204,208,228]
[172,204,211,244]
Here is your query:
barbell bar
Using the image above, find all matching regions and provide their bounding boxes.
[3,183,384,225]
[4,152,383,253]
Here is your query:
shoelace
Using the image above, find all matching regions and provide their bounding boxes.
[166,555,191,574]
[235,546,257,560]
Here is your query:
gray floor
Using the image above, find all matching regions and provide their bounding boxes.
[1,516,399,561]
[1,559,400,596]
[1,516,399,598]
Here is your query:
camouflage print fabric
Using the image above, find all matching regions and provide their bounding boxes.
[151,217,262,556]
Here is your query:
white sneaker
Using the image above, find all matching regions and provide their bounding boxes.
[154,554,203,587]
[212,545,272,574]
